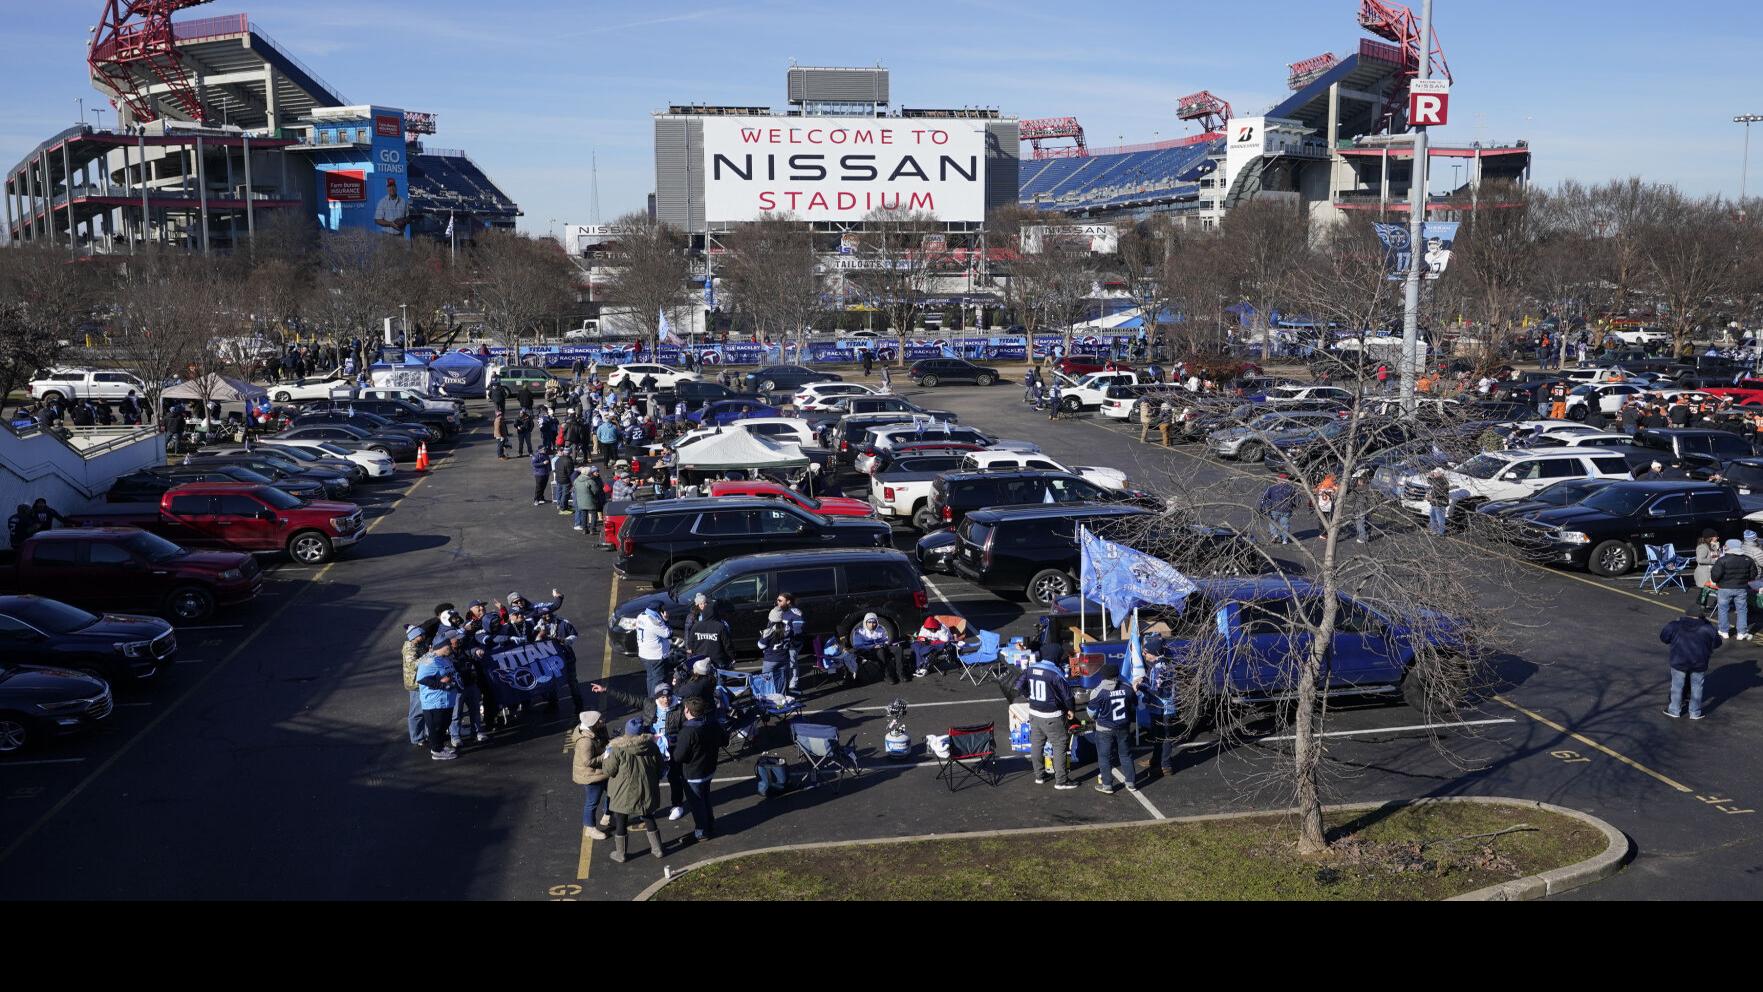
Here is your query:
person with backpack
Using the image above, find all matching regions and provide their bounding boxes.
[1086,663,1139,795]
[601,716,665,862]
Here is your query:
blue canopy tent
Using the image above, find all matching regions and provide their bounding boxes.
[429,350,487,398]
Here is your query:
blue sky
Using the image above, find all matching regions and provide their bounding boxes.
[4,0,1760,233]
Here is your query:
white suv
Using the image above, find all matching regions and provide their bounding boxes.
[1400,448,1634,515]
[606,364,698,390]
[28,368,148,403]
[956,449,1129,490]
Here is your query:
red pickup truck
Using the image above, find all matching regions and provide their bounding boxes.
[707,480,876,517]
[6,528,262,622]
[70,482,366,565]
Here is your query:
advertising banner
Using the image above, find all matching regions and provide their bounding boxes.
[482,640,573,710]
[323,170,366,202]
[701,116,987,222]
[1022,224,1120,254]
[1373,220,1458,280]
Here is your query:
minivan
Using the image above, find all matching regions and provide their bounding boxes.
[615,497,893,588]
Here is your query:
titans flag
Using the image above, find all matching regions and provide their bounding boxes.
[1079,525,1197,626]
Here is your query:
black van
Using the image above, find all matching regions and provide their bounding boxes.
[606,548,927,655]
[615,497,892,588]
[926,470,1158,531]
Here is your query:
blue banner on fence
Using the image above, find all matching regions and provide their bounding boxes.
[427,334,1138,369]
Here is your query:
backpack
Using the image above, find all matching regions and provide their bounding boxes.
[754,754,792,798]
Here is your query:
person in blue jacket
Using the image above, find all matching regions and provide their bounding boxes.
[1661,606,1721,720]
[1012,654,1076,789]
[416,632,464,761]
[1086,663,1139,794]
[851,612,901,684]
[1135,634,1184,779]
[530,447,551,506]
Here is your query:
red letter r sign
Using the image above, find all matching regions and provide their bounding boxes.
[1409,79,1450,127]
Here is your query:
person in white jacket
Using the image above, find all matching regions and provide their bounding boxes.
[633,607,674,693]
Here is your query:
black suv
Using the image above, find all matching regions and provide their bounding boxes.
[950,504,1263,605]
[1632,428,1754,472]
[0,595,178,684]
[926,470,1159,531]
[828,413,942,465]
[743,365,841,394]
[669,380,743,409]
[607,548,926,656]
[616,497,893,588]
[1525,480,1763,576]
[908,358,998,387]
[107,464,327,503]
[320,398,458,439]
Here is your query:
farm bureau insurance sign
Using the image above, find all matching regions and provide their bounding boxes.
[702,116,986,223]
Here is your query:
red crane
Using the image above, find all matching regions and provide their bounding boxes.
[88,0,217,125]
[1175,91,1232,134]
[1356,0,1450,132]
[1019,117,1088,160]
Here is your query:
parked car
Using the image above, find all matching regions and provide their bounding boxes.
[28,368,150,404]
[351,386,465,418]
[0,660,112,753]
[706,480,875,518]
[1524,480,1763,575]
[289,409,433,444]
[908,358,999,387]
[927,470,1160,533]
[808,395,956,428]
[1631,428,1755,473]
[1206,411,1345,462]
[607,548,925,656]
[869,449,987,528]
[107,464,328,504]
[309,397,458,438]
[488,366,553,391]
[606,364,698,390]
[1264,419,1423,478]
[667,380,744,410]
[272,423,418,460]
[4,528,261,623]
[1473,477,1619,523]
[70,482,367,565]
[827,413,940,464]
[1054,356,1133,377]
[265,375,350,404]
[614,497,893,588]
[955,449,1130,490]
[251,437,395,479]
[1057,371,1147,412]
[744,365,841,394]
[792,382,876,411]
[0,594,177,684]
[852,424,1036,475]
[1398,448,1635,519]
[687,398,781,426]
[1098,383,1187,421]
[185,450,355,498]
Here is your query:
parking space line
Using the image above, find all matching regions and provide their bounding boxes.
[173,659,209,665]
[1108,766,1167,819]
[1256,717,1516,742]
[177,625,244,631]
[1492,694,1693,793]
[920,577,966,617]
[0,465,439,869]
[0,758,87,767]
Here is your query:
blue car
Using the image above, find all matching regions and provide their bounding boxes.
[1039,577,1469,718]
[688,398,782,426]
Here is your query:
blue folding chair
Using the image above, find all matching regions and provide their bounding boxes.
[746,670,805,721]
[714,683,762,761]
[955,629,1006,686]
[1639,544,1690,593]
[791,722,861,792]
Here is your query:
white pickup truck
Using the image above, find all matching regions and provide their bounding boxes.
[956,449,1130,491]
[1056,371,1144,412]
[865,448,981,530]
[353,386,465,417]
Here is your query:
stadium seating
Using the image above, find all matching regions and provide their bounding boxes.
[408,152,520,224]
[1018,138,1223,214]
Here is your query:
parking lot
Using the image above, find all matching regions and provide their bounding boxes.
[2,378,1759,901]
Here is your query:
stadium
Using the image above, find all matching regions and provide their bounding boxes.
[3,1,520,252]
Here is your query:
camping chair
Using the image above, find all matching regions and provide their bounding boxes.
[934,722,999,792]
[746,670,804,721]
[715,683,762,761]
[1639,544,1691,593]
[790,722,861,792]
[955,629,1006,686]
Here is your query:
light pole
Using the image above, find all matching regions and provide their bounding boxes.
[77,96,84,124]
[90,108,104,130]
[1399,0,1435,416]
[1736,114,1763,218]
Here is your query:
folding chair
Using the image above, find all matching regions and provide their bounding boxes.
[1639,544,1690,594]
[715,683,762,762]
[746,670,804,721]
[790,722,861,792]
[934,722,999,792]
[955,629,1006,686]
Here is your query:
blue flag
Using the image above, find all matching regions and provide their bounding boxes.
[1079,526,1197,625]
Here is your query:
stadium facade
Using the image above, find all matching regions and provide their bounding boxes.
[3,7,518,252]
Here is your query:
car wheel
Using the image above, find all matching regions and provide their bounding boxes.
[911,503,938,531]
[975,372,997,386]
[661,559,703,588]
[1238,442,1265,463]
[41,391,65,404]
[922,374,940,387]
[371,446,392,456]
[1062,396,1081,413]
[0,714,28,753]
[288,530,334,565]
[165,585,216,623]
[1587,539,1634,577]
[1026,568,1075,606]
[760,379,777,393]
[1567,404,1588,421]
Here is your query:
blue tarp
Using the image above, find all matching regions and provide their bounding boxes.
[429,350,486,398]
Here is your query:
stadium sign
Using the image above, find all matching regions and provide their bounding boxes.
[1408,79,1450,127]
[323,170,366,202]
[1022,224,1119,254]
[701,116,987,223]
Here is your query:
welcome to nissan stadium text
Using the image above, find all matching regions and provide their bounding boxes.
[708,125,979,214]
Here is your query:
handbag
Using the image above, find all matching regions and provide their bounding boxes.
[1697,586,1716,608]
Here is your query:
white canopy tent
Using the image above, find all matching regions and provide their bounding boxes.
[674,430,810,472]
[161,374,269,404]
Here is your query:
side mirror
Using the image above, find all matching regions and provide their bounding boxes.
[258,509,277,521]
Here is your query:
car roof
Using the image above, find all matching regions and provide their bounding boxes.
[29,527,143,541]
[705,548,910,570]
[967,502,1150,523]
[1600,479,1726,492]
[626,496,804,515]
[942,469,1082,484]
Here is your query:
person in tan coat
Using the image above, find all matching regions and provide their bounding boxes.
[570,711,612,839]
[602,717,665,862]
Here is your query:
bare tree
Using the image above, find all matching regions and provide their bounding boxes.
[1161,227,1230,359]
[851,207,939,365]
[1633,189,1751,356]
[0,243,92,408]
[1436,181,1538,367]
[718,215,824,350]
[1115,217,1176,358]
[110,250,211,419]
[305,229,405,353]
[1217,200,1310,351]
[470,229,575,365]
[598,212,692,351]
[1013,232,1095,354]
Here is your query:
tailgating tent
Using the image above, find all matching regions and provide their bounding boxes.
[369,351,439,393]
[430,351,487,398]
[674,429,810,472]
[161,374,268,404]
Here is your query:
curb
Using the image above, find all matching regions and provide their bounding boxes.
[631,795,1630,902]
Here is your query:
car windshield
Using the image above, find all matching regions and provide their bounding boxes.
[673,559,739,597]
[10,597,100,634]
[121,530,189,562]
[1453,454,1508,480]
[1580,487,1654,516]
[259,487,305,510]
[313,443,357,458]
[1537,479,1604,505]
[221,467,274,484]
[271,445,319,462]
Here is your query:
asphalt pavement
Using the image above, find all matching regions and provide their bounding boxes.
[1,379,1758,900]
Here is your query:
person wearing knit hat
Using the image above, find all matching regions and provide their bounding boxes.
[402,625,429,747]
[570,711,612,837]
[1087,662,1139,794]
[414,633,462,760]
[602,712,666,861]
[1708,536,1759,639]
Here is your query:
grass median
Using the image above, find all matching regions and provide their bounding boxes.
[655,800,1606,901]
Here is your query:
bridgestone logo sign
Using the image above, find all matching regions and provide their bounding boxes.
[702,116,986,223]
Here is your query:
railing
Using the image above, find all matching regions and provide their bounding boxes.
[1081,133,1221,158]
[171,14,249,43]
[3,419,159,459]
[249,22,349,105]
[1359,38,1407,67]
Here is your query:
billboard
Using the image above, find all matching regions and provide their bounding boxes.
[1022,224,1119,254]
[323,170,366,202]
[1220,116,1267,201]
[701,116,987,223]
[1374,221,1459,280]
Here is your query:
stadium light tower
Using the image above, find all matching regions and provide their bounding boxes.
[1736,114,1763,219]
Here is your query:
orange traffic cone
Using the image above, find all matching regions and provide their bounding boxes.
[415,441,429,472]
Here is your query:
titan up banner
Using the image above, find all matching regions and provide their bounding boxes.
[482,640,574,710]
[1374,220,1458,280]
[701,116,988,223]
